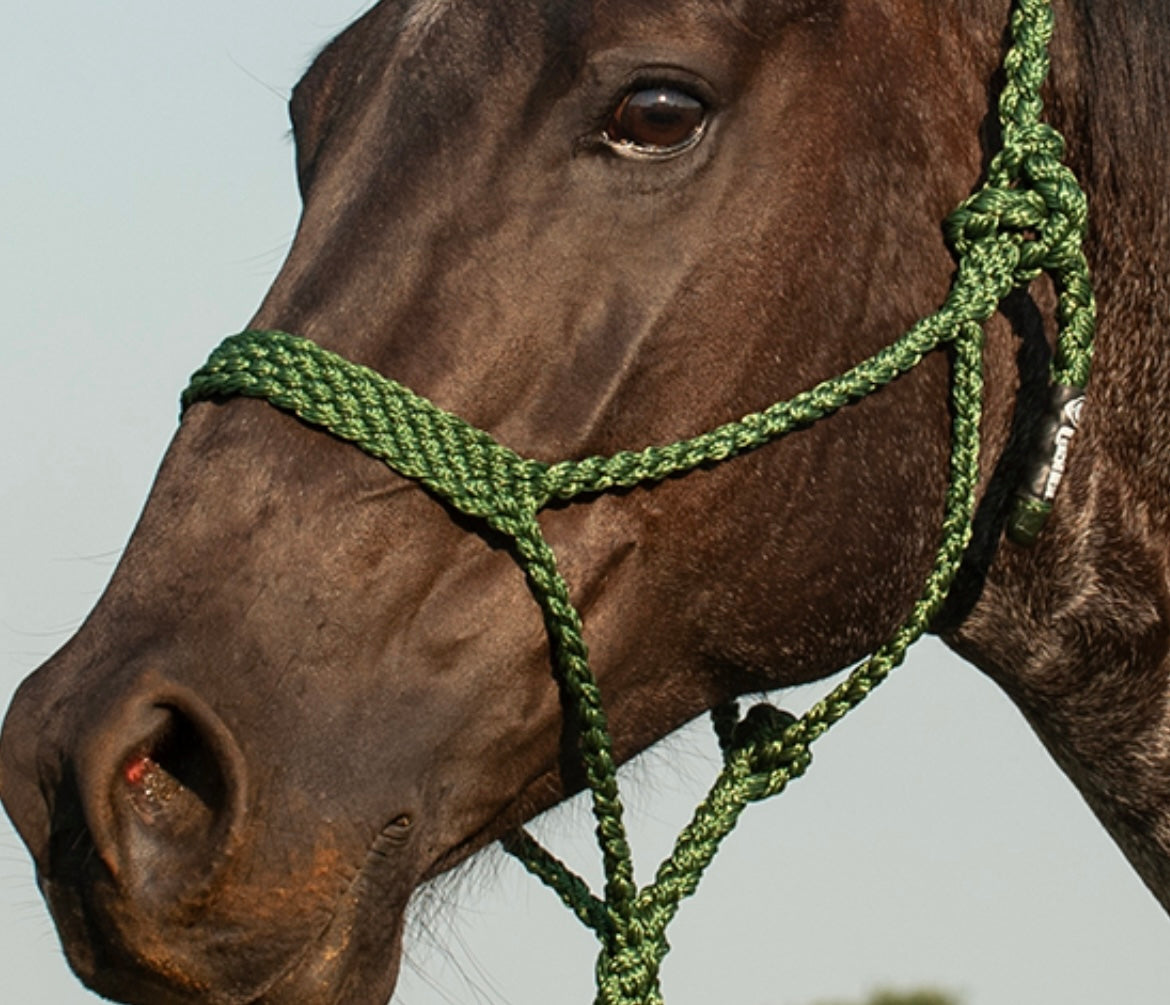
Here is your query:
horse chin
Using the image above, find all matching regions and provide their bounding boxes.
[255,824,419,1005]
[43,831,410,1005]
[253,895,406,1005]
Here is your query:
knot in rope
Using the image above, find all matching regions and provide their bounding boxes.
[713,703,810,800]
[595,923,667,1005]
[944,119,1086,290]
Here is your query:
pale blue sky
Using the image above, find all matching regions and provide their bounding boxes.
[2,4,1168,1004]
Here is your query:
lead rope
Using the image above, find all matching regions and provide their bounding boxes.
[182,0,1093,1000]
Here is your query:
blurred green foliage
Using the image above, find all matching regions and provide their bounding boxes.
[813,991,961,1005]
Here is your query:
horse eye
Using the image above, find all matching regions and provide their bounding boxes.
[603,86,708,158]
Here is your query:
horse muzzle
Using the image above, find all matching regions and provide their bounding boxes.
[0,662,408,1005]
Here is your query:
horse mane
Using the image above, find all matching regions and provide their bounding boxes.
[1069,1,1170,226]
[1046,2,1170,520]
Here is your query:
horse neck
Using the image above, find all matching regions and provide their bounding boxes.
[950,0,1170,910]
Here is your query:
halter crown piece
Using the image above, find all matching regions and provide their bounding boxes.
[183,1,1094,1000]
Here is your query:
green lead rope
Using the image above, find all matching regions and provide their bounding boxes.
[182,1,1094,1000]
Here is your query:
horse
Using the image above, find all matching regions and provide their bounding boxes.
[2,1,1169,1003]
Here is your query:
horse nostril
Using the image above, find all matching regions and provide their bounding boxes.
[120,706,229,847]
[82,684,248,894]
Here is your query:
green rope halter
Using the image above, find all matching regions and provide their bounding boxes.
[182,1,1094,1000]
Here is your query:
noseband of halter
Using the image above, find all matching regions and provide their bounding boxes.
[182,2,1093,1001]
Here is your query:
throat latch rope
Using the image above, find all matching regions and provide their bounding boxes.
[181,1,1094,1000]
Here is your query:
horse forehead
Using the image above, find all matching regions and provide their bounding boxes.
[385,0,777,62]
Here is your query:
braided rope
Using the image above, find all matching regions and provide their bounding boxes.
[182,1,1093,1000]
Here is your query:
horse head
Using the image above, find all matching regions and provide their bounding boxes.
[4,2,1169,1003]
